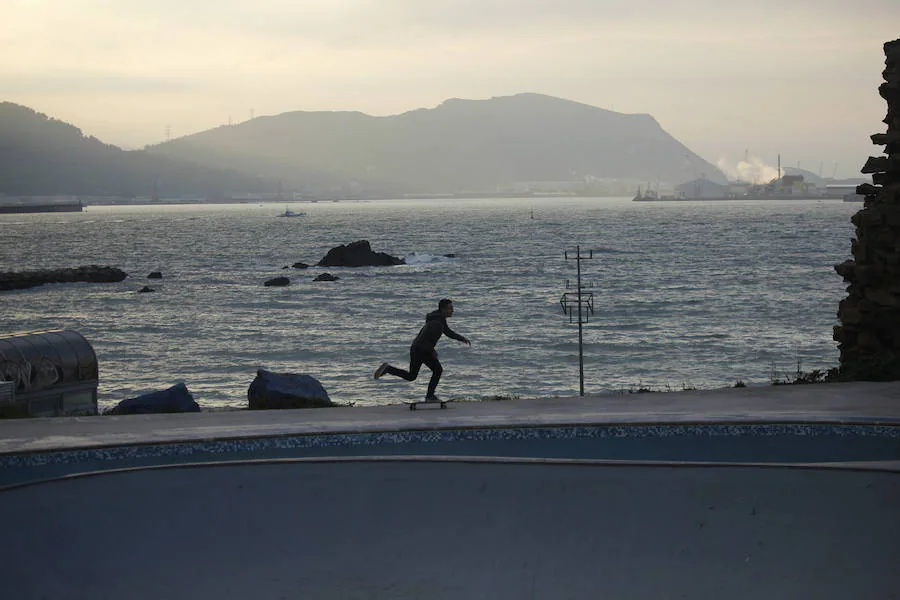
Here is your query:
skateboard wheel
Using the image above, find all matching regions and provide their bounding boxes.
[409,404,416,411]
[440,402,447,409]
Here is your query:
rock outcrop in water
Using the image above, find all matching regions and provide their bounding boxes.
[834,39,900,380]
[316,240,404,267]
[264,276,290,287]
[0,265,128,291]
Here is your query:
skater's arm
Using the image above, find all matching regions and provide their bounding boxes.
[443,323,471,345]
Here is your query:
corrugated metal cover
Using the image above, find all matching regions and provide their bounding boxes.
[0,380,13,405]
[0,330,98,394]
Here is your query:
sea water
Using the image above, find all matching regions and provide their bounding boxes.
[0,197,857,410]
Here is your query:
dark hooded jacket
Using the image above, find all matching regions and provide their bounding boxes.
[411,310,466,352]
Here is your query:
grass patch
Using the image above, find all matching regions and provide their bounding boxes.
[770,361,834,385]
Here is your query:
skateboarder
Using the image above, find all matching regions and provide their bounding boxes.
[374,298,471,401]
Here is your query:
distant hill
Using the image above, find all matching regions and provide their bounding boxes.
[145,93,726,195]
[0,102,276,198]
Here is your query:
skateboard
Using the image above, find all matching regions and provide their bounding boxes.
[404,398,450,410]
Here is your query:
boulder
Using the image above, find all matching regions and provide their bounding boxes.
[265,276,291,287]
[316,240,404,267]
[0,265,128,292]
[105,382,200,415]
[137,286,155,293]
[147,271,163,279]
[248,369,335,409]
[313,273,340,282]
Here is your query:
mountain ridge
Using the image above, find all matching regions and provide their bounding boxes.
[0,102,277,198]
[146,92,725,195]
[1,94,726,198]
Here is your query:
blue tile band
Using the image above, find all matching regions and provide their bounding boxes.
[2,423,899,470]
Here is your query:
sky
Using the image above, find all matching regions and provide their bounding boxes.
[2,0,898,179]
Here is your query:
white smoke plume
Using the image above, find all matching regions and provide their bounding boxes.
[716,156,780,184]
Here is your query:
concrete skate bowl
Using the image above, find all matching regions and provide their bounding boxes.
[2,423,899,600]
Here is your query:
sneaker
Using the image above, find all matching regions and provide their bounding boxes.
[424,395,440,403]
[373,363,389,379]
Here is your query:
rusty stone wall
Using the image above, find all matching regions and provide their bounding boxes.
[834,39,900,379]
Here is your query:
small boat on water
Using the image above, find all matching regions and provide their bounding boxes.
[278,206,306,217]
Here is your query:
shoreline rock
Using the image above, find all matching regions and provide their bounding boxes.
[104,382,200,415]
[248,369,336,409]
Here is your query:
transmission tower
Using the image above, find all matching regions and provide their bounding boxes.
[560,245,594,396]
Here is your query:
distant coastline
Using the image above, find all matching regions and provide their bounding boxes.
[0,196,83,214]
[632,194,845,202]
[0,191,859,211]
[31,190,588,208]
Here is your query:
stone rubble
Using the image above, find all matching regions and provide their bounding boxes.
[834,39,900,379]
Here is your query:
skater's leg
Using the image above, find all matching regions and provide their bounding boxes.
[422,355,443,398]
[381,348,424,382]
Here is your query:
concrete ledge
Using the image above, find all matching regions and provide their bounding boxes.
[1,381,900,455]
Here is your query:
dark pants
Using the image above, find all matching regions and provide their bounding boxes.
[383,345,443,397]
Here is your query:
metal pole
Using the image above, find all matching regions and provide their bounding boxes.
[561,245,593,397]
[576,245,584,396]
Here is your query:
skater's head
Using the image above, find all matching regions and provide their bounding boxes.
[438,298,454,317]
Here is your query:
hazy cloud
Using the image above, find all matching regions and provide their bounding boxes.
[0,73,195,94]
